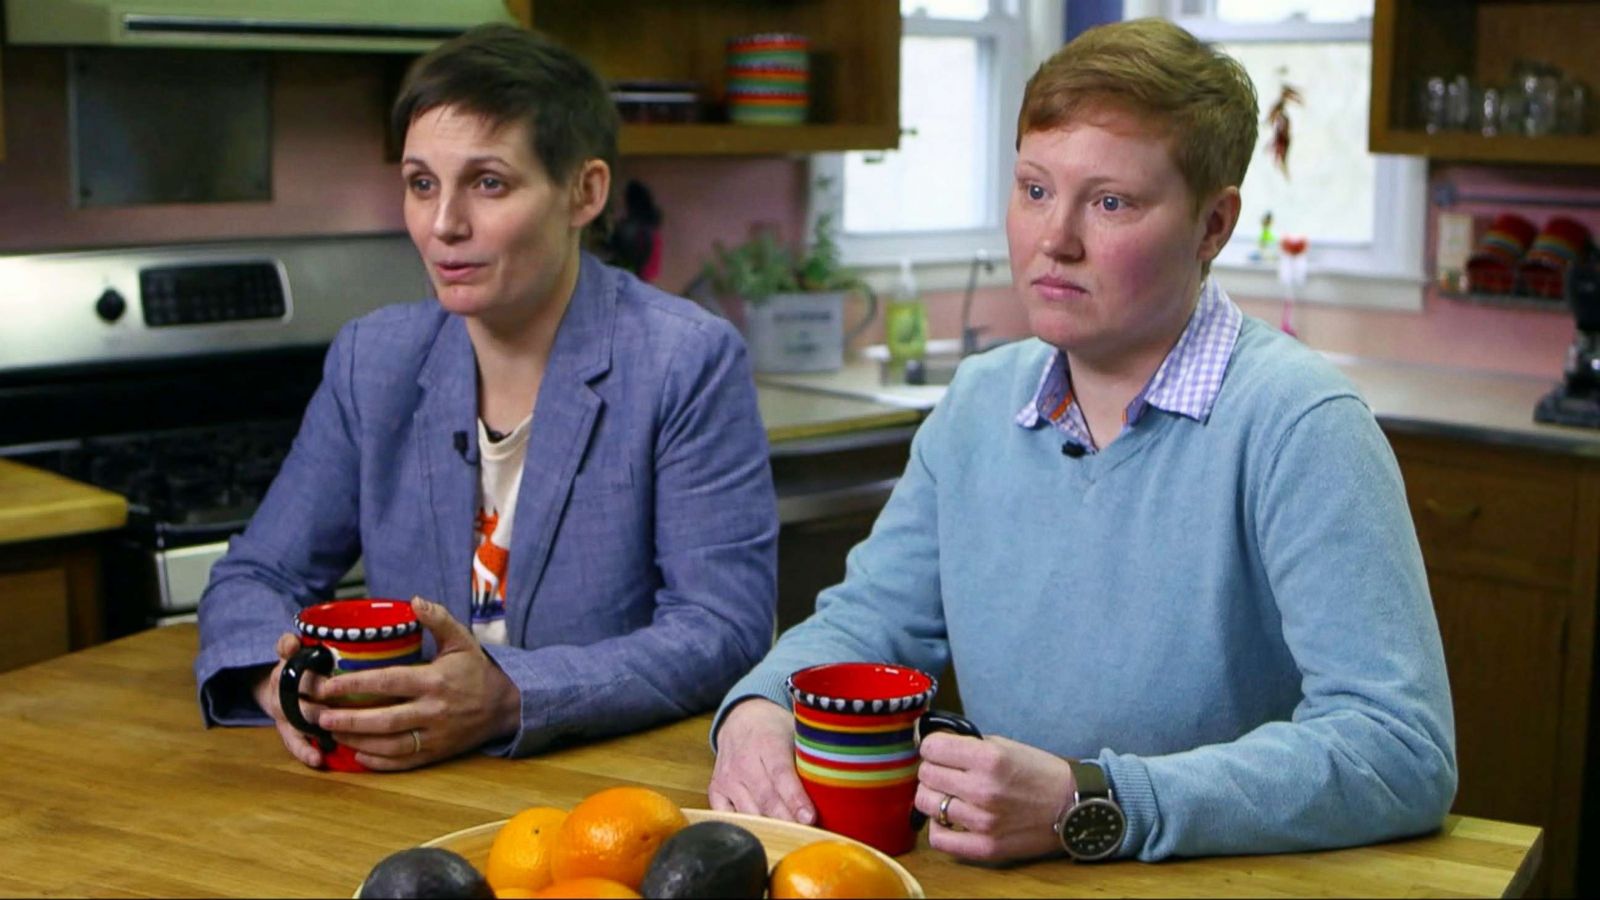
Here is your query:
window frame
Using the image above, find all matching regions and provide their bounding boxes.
[1166,1,1428,310]
[807,0,1038,289]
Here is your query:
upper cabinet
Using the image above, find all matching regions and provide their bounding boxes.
[1370,0,1600,166]
[1,41,7,162]
[510,0,900,156]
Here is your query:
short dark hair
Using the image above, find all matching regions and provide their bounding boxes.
[390,23,619,188]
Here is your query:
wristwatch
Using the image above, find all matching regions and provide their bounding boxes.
[1054,759,1125,862]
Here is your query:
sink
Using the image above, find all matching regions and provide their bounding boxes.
[863,337,1023,387]
[863,339,964,386]
[899,356,962,386]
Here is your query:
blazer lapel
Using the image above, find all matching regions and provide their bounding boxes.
[504,254,617,639]
[413,315,479,628]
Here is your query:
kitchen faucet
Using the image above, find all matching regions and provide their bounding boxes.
[901,250,1003,386]
[960,250,997,356]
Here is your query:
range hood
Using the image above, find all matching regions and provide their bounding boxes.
[3,0,517,53]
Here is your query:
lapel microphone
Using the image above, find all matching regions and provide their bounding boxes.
[452,431,478,464]
[1061,441,1087,459]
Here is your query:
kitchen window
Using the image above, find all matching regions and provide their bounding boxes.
[809,0,1044,289]
[819,0,1425,308]
[1157,0,1427,310]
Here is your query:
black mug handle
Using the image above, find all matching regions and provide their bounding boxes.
[909,709,983,831]
[279,643,336,753]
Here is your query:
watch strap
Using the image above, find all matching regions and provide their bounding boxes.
[1068,758,1111,802]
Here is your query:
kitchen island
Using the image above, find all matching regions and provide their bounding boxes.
[0,624,1541,898]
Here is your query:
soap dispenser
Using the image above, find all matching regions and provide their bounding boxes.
[885,258,928,366]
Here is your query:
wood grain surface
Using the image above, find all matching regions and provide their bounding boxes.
[0,459,126,545]
[0,625,1542,898]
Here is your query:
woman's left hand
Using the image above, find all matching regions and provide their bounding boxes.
[311,596,521,771]
[912,732,1076,863]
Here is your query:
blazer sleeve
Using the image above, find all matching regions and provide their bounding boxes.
[1101,395,1458,859]
[192,322,365,726]
[481,317,778,756]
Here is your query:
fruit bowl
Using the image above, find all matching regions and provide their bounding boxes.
[417,808,924,898]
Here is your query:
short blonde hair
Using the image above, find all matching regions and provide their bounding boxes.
[1017,18,1258,214]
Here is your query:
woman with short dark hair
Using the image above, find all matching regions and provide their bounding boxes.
[195,24,778,770]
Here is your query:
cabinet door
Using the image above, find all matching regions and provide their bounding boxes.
[0,568,72,674]
[1397,442,1580,590]
[1429,571,1567,828]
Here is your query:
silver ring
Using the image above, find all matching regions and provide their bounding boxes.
[937,793,955,829]
[410,728,423,755]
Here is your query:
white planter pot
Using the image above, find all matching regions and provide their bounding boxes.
[742,291,847,373]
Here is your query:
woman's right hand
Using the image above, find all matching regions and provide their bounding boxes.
[250,632,327,769]
[708,698,815,824]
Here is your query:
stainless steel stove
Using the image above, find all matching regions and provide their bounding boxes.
[0,234,428,632]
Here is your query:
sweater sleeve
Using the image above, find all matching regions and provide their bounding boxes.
[710,398,953,747]
[1102,395,1458,859]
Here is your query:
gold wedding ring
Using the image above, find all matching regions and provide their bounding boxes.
[937,792,955,829]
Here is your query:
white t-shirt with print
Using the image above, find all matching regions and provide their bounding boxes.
[471,415,532,646]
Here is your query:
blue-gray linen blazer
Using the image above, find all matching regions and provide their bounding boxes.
[194,253,778,756]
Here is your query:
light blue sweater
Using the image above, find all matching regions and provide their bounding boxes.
[717,317,1457,860]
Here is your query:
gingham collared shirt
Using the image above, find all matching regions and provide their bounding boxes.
[1015,279,1243,452]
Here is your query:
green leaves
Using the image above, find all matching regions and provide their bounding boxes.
[702,213,852,305]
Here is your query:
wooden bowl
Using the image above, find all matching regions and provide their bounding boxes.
[418,807,925,898]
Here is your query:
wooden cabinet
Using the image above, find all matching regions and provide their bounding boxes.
[0,461,126,673]
[510,0,900,156]
[1370,0,1600,165]
[0,540,107,674]
[1387,431,1600,897]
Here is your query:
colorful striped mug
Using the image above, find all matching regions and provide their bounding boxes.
[787,662,981,855]
[279,599,423,773]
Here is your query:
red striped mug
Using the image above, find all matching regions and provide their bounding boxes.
[787,662,981,855]
[279,599,423,773]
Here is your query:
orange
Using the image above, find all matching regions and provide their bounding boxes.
[496,889,542,899]
[486,806,570,893]
[548,786,688,890]
[769,840,909,899]
[529,876,641,898]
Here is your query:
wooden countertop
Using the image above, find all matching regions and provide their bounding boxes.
[0,625,1541,898]
[0,459,126,546]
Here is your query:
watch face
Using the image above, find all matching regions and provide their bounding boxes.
[1062,799,1125,861]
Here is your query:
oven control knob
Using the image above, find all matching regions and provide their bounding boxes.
[95,288,127,323]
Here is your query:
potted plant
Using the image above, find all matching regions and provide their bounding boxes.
[700,213,876,373]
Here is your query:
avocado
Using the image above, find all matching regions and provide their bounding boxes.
[358,846,494,899]
[640,820,768,899]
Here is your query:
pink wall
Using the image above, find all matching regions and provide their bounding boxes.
[0,48,808,294]
[1235,162,1597,380]
[0,49,403,249]
[614,156,807,295]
